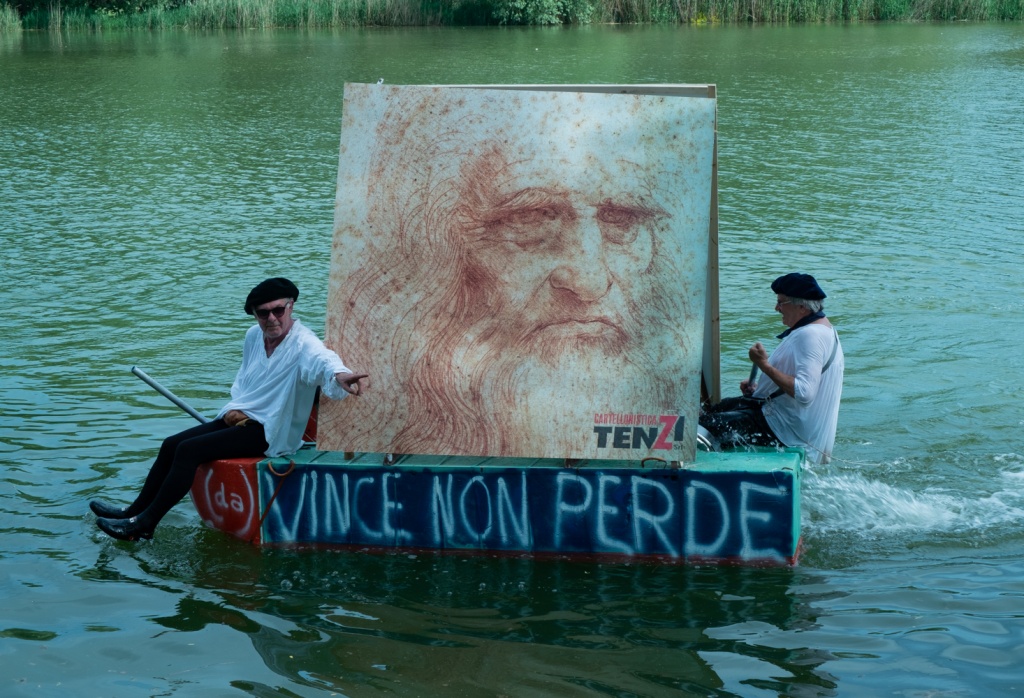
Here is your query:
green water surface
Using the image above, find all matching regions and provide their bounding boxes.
[3,23,1024,697]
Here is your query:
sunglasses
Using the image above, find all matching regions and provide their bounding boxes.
[254,302,292,320]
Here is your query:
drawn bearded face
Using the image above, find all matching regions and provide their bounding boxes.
[391,114,695,453]
[324,86,711,459]
[451,142,668,368]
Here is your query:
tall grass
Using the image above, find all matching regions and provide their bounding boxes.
[1,2,22,31]
[6,0,1023,32]
[166,0,461,28]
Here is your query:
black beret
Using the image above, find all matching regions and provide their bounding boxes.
[771,273,826,301]
[245,277,299,315]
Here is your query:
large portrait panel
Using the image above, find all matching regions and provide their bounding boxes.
[319,84,716,461]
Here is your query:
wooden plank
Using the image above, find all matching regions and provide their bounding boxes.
[703,84,721,404]
[450,83,716,99]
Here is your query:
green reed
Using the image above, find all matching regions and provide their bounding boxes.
[1,2,22,30]
[5,0,1023,32]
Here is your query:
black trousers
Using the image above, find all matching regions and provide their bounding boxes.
[127,419,269,528]
[699,396,783,450]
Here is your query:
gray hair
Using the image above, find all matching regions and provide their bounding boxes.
[787,297,824,313]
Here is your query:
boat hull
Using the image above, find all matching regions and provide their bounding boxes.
[191,448,802,565]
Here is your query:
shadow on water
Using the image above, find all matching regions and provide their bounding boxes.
[83,529,841,696]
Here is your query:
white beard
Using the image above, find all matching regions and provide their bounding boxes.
[449,332,682,459]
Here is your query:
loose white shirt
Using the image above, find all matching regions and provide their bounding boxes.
[217,318,351,457]
[752,323,844,464]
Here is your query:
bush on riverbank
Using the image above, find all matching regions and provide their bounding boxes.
[4,0,1023,31]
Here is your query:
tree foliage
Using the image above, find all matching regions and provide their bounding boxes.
[12,0,176,14]
[492,0,595,23]
[2,0,1022,28]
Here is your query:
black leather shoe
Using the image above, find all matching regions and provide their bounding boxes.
[89,499,131,519]
[96,516,154,542]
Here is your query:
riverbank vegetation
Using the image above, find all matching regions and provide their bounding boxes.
[3,0,1021,31]
[1,2,21,30]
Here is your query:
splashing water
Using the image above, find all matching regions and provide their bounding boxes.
[802,456,1024,542]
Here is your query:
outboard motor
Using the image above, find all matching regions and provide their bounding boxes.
[696,425,720,452]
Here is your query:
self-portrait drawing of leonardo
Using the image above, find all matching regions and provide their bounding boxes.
[319,83,717,462]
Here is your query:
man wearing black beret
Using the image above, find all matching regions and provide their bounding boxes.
[700,273,844,464]
[91,277,368,541]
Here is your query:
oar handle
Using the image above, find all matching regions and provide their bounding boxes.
[131,366,209,424]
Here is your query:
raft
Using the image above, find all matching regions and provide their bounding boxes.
[188,82,804,565]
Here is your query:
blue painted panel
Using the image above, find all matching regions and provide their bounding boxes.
[257,451,800,563]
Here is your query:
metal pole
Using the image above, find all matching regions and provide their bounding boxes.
[131,366,209,424]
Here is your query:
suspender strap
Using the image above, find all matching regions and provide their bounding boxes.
[768,328,839,400]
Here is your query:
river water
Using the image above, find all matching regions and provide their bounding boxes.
[3,21,1024,697]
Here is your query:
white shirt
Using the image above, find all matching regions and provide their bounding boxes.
[217,318,351,457]
[752,323,844,464]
